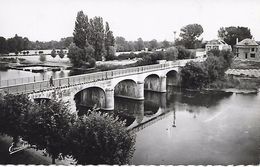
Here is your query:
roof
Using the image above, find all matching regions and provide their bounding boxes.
[236,38,258,46]
[206,39,228,45]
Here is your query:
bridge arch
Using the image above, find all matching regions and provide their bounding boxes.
[114,79,142,100]
[74,86,106,112]
[166,70,179,86]
[144,74,160,92]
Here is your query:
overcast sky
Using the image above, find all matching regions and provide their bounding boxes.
[0,0,259,42]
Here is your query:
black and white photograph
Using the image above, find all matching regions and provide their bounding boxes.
[0,0,259,165]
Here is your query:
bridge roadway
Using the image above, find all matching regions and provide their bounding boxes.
[0,59,204,111]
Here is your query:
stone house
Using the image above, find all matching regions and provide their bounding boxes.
[205,39,232,52]
[234,38,260,60]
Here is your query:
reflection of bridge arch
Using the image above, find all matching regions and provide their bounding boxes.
[144,74,160,92]
[74,86,106,110]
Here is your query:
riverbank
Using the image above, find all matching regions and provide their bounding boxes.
[0,135,74,165]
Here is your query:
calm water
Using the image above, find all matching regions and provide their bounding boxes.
[113,87,260,165]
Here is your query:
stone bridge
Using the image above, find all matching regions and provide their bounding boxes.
[0,59,204,112]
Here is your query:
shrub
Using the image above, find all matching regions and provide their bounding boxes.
[180,61,209,89]
[165,47,178,61]
[176,46,195,59]
[68,112,136,165]
[51,49,57,58]
[59,49,65,59]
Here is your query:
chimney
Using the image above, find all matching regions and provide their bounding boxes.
[236,38,238,44]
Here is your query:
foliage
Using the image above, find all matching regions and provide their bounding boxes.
[165,47,178,61]
[39,54,46,62]
[68,112,136,165]
[23,99,76,164]
[51,49,56,58]
[104,22,115,60]
[68,43,87,67]
[105,46,116,61]
[73,11,88,49]
[59,49,65,59]
[135,38,145,51]
[181,50,234,89]
[180,61,209,89]
[136,51,165,66]
[218,26,252,47]
[177,24,203,49]
[176,46,195,59]
[148,39,159,51]
[0,94,33,145]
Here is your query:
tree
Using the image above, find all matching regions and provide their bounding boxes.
[23,99,76,164]
[178,24,203,49]
[148,39,158,50]
[51,49,57,58]
[68,112,136,165]
[89,17,105,61]
[73,11,88,49]
[115,36,128,52]
[165,47,178,61]
[0,94,33,146]
[68,43,87,67]
[161,40,170,49]
[176,46,195,59]
[0,37,7,54]
[104,22,115,60]
[218,26,252,48]
[180,61,209,89]
[135,38,145,51]
[59,49,65,59]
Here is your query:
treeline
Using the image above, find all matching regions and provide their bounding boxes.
[0,34,73,54]
[115,37,171,52]
[0,94,135,165]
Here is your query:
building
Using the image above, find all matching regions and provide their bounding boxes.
[234,38,260,60]
[205,39,232,52]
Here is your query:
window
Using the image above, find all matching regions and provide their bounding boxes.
[251,48,255,52]
[250,53,255,58]
[236,53,239,57]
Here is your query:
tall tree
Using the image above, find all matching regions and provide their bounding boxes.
[73,11,88,49]
[218,26,252,47]
[0,37,7,53]
[178,24,203,49]
[89,17,105,61]
[104,22,115,60]
[135,38,145,51]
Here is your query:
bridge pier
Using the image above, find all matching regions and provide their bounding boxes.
[136,81,144,100]
[104,88,114,110]
[159,76,167,93]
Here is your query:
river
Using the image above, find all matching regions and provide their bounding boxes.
[127,87,260,165]
[0,86,259,165]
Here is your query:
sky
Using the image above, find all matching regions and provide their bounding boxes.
[0,0,259,42]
